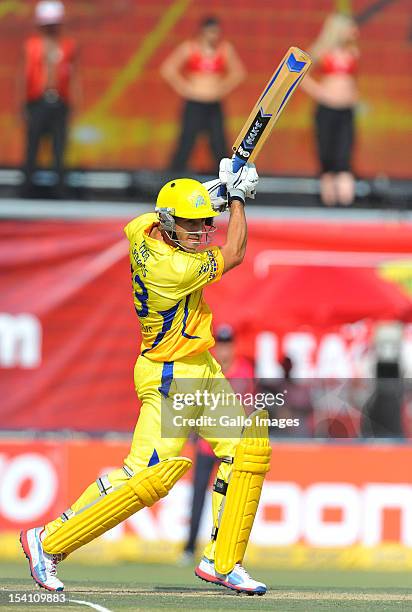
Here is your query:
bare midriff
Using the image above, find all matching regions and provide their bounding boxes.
[317,74,358,108]
[185,73,226,103]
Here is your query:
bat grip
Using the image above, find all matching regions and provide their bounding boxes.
[217,154,246,197]
[231,154,246,172]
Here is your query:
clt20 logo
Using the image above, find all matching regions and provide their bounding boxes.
[237,145,250,158]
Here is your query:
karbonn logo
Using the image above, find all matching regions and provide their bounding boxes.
[99,480,412,548]
[0,313,42,368]
[253,483,412,547]
[0,453,58,522]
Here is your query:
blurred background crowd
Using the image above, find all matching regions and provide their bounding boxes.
[0,0,410,205]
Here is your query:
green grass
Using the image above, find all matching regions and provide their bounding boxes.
[0,561,411,611]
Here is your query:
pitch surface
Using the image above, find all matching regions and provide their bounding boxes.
[1,561,411,611]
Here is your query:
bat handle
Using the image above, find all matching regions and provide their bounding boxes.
[231,153,246,172]
[217,153,246,197]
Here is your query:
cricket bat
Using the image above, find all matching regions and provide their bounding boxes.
[231,46,312,172]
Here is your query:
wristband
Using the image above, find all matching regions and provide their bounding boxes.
[228,189,245,205]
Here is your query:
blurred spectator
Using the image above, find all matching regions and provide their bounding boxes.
[160,16,245,172]
[212,324,254,393]
[302,14,359,206]
[258,355,313,437]
[18,1,80,198]
[180,324,254,564]
[361,322,404,437]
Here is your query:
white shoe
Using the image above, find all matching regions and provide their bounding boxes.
[195,556,267,595]
[20,527,65,591]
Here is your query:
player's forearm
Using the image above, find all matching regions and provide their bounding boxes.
[227,200,247,258]
[220,200,247,273]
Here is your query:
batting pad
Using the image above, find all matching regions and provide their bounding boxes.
[214,411,271,575]
[43,457,192,555]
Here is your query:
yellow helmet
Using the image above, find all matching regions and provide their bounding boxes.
[155,178,219,219]
[155,178,219,251]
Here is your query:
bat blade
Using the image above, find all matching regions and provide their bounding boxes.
[232,47,312,171]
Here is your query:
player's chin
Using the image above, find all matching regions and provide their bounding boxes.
[184,239,202,252]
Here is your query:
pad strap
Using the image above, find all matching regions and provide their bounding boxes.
[60,508,74,522]
[123,464,134,478]
[96,475,113,496]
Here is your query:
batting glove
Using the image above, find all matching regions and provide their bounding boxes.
[202,178,228,213]
[219,157,259,204]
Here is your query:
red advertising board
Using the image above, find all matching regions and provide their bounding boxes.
[1,438,412,567]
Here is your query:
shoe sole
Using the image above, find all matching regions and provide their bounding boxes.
[20,531,64,592]
[195,567,266,596]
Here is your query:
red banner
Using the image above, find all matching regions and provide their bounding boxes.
[1,438,412,562]
[1,217,412,431]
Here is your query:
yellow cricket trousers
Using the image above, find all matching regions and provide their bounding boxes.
[45,350,244,560]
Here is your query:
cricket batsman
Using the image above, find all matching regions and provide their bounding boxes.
[20,158,272,595]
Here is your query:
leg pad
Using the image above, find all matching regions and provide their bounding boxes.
[214,412,271,575]
[43,457,191,555]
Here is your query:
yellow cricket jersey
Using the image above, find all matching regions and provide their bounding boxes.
[124,213,224,362]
